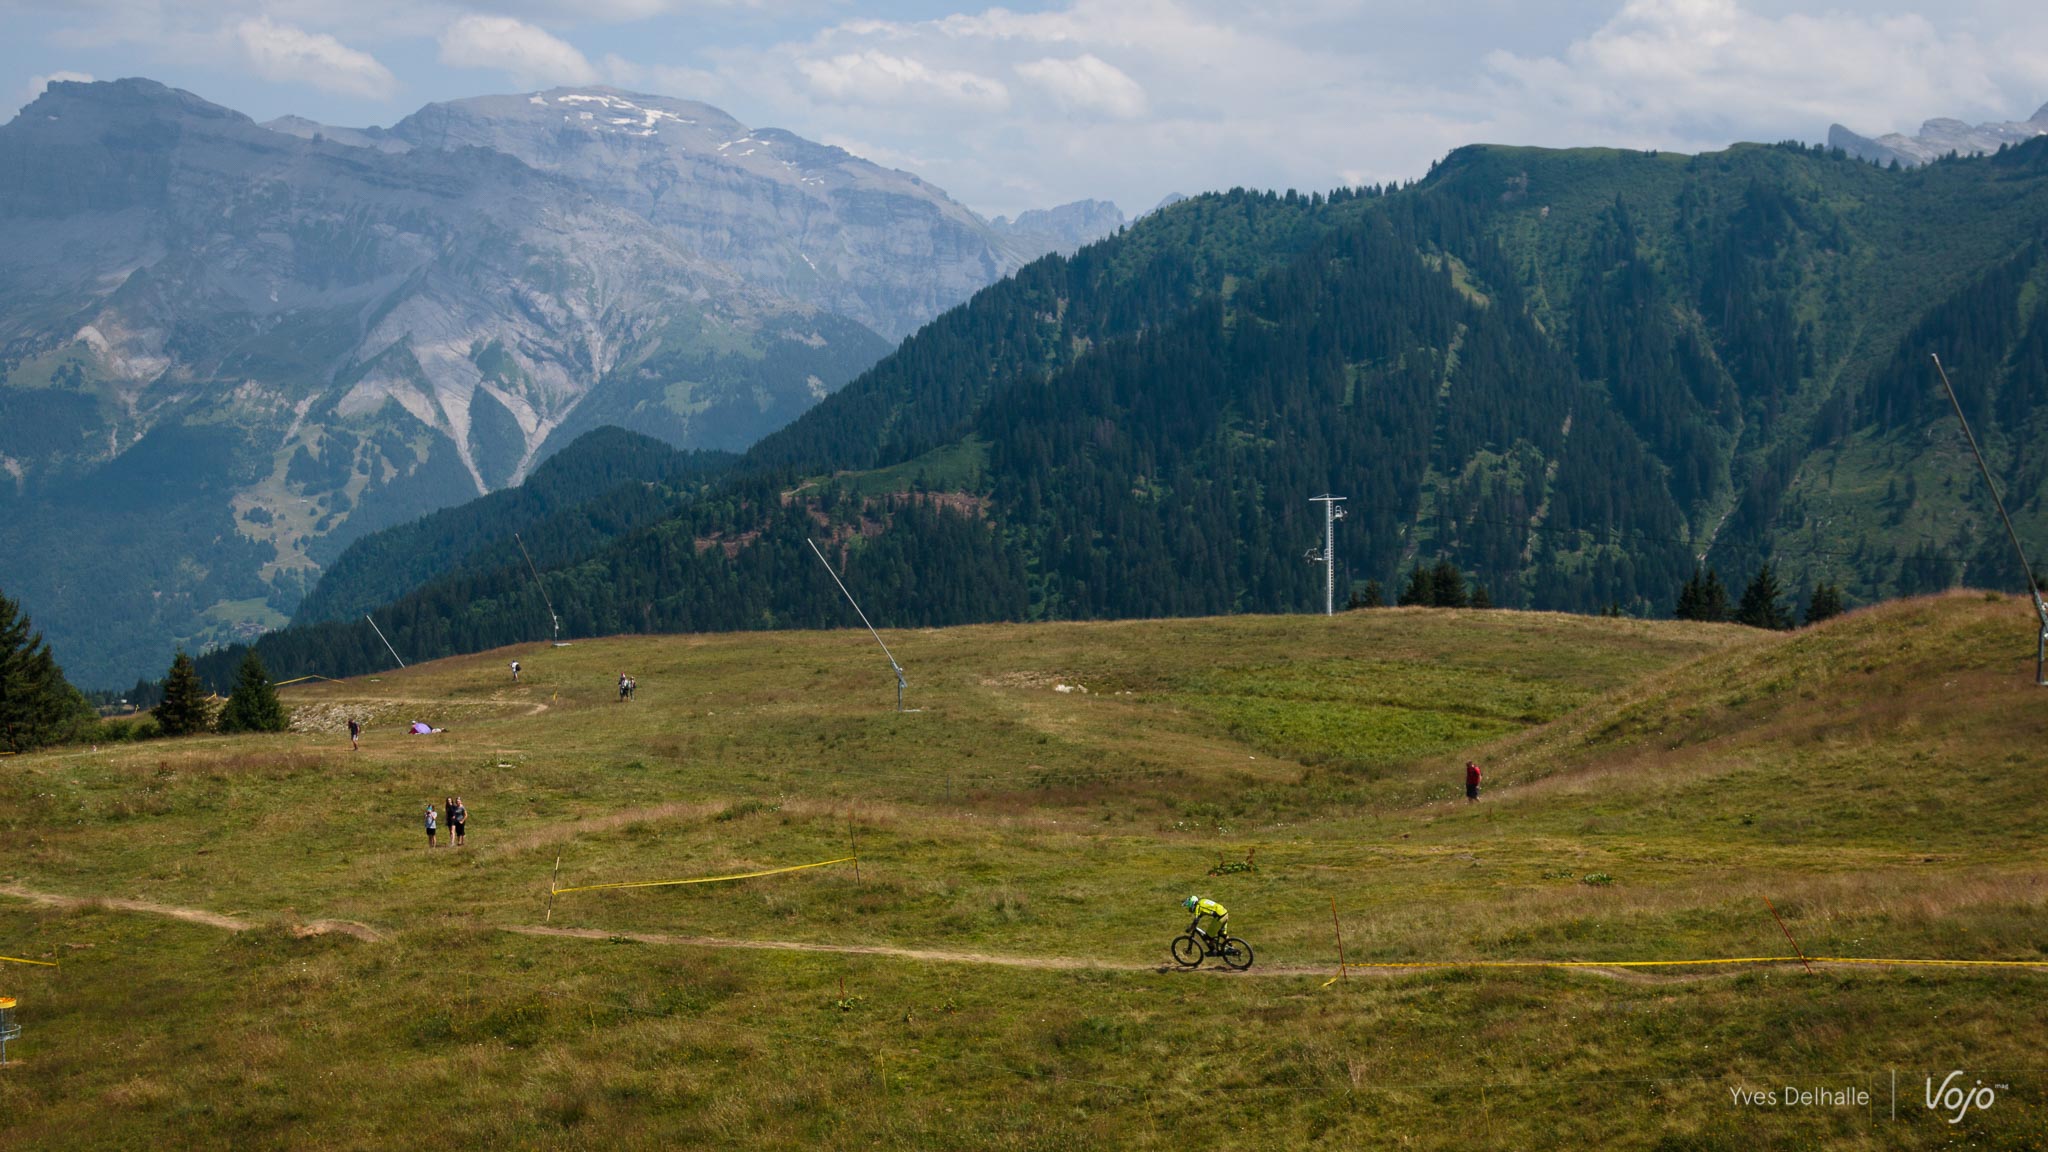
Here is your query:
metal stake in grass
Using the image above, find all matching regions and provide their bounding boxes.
[1330,897,1348,982]
[1305,495,1347,615]
[807,538,909,711]
[1932,354,2048,685]
[1762,895,1814,976]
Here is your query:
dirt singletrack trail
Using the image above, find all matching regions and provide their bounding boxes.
[0,884,384,941]
[8,886,1978,981]
[1,884,253,931]
[508,924,1337,977]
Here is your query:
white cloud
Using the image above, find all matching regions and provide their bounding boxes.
[438,14,600,88]
[1015,54,1145,118]
[18,70,95,113]
[797,50,1009,110]
[234,17,397,100]
[1482,0,2048,146]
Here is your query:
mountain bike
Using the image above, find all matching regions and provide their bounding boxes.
[1171,921,1254,970]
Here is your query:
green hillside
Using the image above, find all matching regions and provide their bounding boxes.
[238,137,2048,684]
[4,594,2046,1148]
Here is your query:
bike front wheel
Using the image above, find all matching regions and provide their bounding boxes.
[1220,937,1254,970]
[1171,934,1205,968]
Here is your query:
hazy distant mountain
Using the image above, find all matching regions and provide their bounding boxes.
[0,78,1118,684]
[1830,102,2048,166]
[989,199,1126,255]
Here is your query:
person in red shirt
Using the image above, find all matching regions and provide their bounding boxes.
[1465,761,1481,803]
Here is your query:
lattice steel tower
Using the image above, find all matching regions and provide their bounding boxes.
[1307,495,1347,615]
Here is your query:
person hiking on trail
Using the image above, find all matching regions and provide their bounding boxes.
[424,804,438,848]
[1466,760,1482,803]
[450,797,467,847]
[510,660,521,683]
[347,717,360,751]
[1183,895,1229,940]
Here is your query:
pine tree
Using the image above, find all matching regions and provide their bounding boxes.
[1804,581,1845,626]
[1701,569,1729,621]
[1429,559,1468,608]
[217,650,288,733]
[0,589,91,753]
[1349,579,1384,609]
[153,652,213,737]
[1735,564,1794,630]
[1674,567,1703,620]
[1469,583,1492,609]
[1397,566,1434,606]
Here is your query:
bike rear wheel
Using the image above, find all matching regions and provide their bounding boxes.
[1171,934,1205,968]
[1220,936,1254,970]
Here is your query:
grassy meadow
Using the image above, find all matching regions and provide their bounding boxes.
[3,594,2047,1148]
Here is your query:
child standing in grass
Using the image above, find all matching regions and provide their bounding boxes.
[425,803,438,848]
[451,797,467,846]
[348,718,360,751]
[1466,761,1482,803]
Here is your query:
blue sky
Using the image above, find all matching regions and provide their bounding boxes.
[5,1,2046,218]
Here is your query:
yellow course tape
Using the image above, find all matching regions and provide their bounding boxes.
[274,675,343,687]
[552,856,856,895]
[0,954,58,967]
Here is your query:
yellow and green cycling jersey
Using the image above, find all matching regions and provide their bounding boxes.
[1191,898,1229,936]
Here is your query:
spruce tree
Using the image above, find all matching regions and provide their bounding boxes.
[1429,559,1468,608]
[1469,583,1492,609]
[217,650,288,733]
[1804,581,1845,626]
[1703,570,1729,621]
[153,652,213,737]
[1350,579,1384,609]
[1397,566,1434,606]
[1675,567,1733,621]
[1674,568,1704,620]
[0,590,91,753]
[1735,564,1794,630]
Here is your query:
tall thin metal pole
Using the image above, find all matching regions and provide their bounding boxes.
[364,614,406,669]
[807,538,908,710]
[1932,354,2048,685]
[514,533,561,644]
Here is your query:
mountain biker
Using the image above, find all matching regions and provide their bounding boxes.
[1184,895,1229,940]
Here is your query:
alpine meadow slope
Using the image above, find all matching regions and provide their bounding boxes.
[235,136,2048,685]
[6,594,2048,1148]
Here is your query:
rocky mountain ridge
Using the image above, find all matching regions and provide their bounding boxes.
[1830,101,2048,166]
[0,77,1120,685]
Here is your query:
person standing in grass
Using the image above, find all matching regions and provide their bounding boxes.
[1465,761,1482,804]
[510,660,520,683]
[444,796,457,845]
[348,717,360,751]
[425,803,438,848]
[450,797,467,847]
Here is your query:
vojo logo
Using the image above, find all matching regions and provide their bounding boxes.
[1925,1072,2003,1124]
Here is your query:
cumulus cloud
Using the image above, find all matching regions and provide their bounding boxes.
[438,14,600,88]
[1482,0,2047,146]
[234,17,397,100]
[798,51,1009,110]
[1014,54,1146,118]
